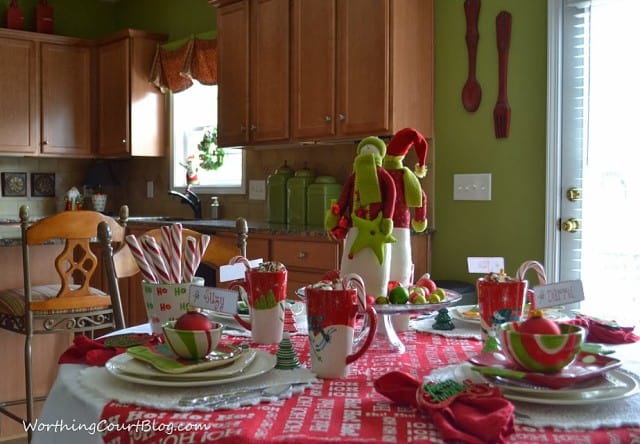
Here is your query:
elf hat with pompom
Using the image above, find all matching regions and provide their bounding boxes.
[385,128,428,178]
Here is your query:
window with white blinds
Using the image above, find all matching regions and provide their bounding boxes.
[547,0,640,324]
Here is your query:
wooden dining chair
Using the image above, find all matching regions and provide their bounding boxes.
[0,204,129,438]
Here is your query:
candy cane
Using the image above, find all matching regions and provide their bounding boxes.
[160,226,176,283]
[515,260,547,285]
[198,234,211,267]
[229,255,252,270]
[125,234,158,283]
[343,273,367,310]
[170,223,183,283]
[182,236,198,283]
[141,235,171,284]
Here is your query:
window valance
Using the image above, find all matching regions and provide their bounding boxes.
[149,31,217,94]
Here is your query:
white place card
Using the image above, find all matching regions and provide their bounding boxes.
[467,257,505,274]
[533,280,584,309]
[219,258,263,282]
[189,285,240,315]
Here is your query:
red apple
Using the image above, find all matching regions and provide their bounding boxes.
[387,280,402,292]
[366,295,376,306]
[174,310,212,331]
[416,274,437,294]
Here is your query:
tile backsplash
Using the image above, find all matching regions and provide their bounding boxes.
[0,157,92,218]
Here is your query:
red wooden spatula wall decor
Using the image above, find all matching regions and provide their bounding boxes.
[462,0,481,112]
[493,11,512,138]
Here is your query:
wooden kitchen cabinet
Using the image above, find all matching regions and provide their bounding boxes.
[0,29,93,156]
[292,0,434,141]
[214,0,290,147]
[0,34,36,154]
[97,29,167,157]
[40,42,92,156]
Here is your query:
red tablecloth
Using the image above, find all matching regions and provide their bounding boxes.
[99,330,640,443]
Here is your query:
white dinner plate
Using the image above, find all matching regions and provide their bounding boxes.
[450,305,480,324]
[495,369,640,405]
[105,349,275,387]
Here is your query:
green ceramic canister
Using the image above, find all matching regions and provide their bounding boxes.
[287,166,315,226]
[267,161,294,224]
[306,176,343,228]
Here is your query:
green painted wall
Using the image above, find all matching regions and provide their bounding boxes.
[431,0,547,283]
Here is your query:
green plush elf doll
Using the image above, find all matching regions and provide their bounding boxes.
[325,136,397,299]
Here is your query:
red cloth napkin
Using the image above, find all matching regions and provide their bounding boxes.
[59,333,161,366]
[566,315,640,344]
[375,371,514,444]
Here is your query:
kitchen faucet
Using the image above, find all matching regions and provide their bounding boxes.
[168,187,202,219]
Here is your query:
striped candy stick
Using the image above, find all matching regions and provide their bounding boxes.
[170,223,183,284]
[141,235,172,284]
[160,225,176,283]
[182,235,198,283]
[125,234,158,283]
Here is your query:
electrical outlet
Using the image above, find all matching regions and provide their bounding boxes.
[249,180,266,200]
[453,173,492,200]
[146,181,154,198]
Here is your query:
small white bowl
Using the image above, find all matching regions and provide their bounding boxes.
[162,321,222,360]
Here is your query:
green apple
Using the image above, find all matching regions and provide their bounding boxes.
[389,286,409,304]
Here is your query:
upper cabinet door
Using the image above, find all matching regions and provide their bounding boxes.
[291,0,337,139]
[250,0,290,144]
[98,39,130,157]
[40,43,92,156]
[217,1,250,147]
[216,0,289,147]
[0,36,37,154]
[336,0,390,137]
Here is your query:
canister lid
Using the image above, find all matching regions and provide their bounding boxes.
[314,175,337,184]
[274,161,294,177]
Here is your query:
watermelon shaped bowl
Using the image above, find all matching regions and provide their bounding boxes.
[163,320,222,360]
[497,322,586,373]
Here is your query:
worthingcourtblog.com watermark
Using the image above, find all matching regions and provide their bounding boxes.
[23,419,212,436]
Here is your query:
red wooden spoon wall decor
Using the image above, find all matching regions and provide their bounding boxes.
[462,0,481,112]
[493,11,512,138]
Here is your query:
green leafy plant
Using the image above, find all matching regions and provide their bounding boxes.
[197,128,225,170]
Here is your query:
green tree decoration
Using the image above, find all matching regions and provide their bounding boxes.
[275,333,301,370]
[432,308,455,330]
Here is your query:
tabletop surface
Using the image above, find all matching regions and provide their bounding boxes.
[32,322,640,444]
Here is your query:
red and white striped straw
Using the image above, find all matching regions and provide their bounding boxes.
[182,235,198,283]
[160,226,176,283]
[141,235,171,284]
[125,234,158,283]
[170,223,183,283]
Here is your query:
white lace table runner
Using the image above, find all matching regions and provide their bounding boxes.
[76,366,318,412]
[429,363,640,429]
[410,317,481,340]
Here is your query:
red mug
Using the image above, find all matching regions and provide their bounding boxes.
[306,286,377,378]
[231,269,287,344]
[476,278,528,340]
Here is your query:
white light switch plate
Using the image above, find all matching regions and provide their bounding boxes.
[249,180,266,200]
[453,173,492,200]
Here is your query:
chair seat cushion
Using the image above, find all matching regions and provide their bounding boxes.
[0,284,109,317]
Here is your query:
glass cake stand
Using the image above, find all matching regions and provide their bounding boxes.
[296,287,462,354]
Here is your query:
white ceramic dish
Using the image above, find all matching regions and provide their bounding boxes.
[105,349,275,386]
[450,305,481,324]
[496,369,640,405]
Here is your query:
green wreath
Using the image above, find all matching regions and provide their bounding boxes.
[197,129,225,170]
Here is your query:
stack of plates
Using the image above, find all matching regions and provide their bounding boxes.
[450,305,576,325]
[105,344,276,387]
[469,350,640,405]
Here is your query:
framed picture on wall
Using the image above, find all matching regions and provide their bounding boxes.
[1,172,27,197]
[31,173,56,197]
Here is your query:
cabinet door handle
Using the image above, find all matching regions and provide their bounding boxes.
[250,125,257,132]
[337,113,346,121]
[297,251,307,259]
[324,115,332,122]
[240,124,246,133]
[121,139,126,144]
[42,140,48,145]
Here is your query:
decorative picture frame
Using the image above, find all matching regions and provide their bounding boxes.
[1,172,27,197]
[31,173,56,197]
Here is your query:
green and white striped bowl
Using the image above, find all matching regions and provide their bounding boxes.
[162,321,222,360]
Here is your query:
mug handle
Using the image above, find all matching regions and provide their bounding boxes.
[346,304,377,364]
[229,281,252,331]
